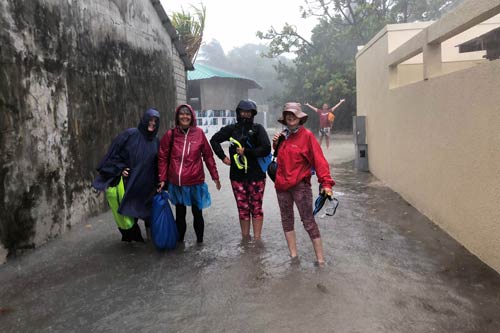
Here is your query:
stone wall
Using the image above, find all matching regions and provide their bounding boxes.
[0,0,186,257]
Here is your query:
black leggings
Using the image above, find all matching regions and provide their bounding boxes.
[175,205,204,243]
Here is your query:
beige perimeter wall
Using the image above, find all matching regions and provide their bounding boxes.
[356,28,500,273]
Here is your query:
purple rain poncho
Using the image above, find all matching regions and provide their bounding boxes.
[92,108,160,220]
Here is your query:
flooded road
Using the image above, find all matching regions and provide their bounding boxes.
[1,134,500,332]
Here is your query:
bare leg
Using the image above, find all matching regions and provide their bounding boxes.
[284,231,298,258]
[252,218,263,241]
[240,219,251,240]
[326,135,330,149]
[312,237,325,264]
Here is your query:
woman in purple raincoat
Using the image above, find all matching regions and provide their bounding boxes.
[92,108,160,242]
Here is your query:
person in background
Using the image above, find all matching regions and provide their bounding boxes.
[92,108,160,242]
[158,104,221,244]
[272,102,335,265]
[304,99,345,149]
[210,100,271,242]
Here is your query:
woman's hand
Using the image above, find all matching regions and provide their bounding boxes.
[272,132,282,142]
[222,157,231,166]
[236,147,245,155]
[214,179,221,190]
[272,132,283,149]
[321,187,334,198]
[157,181,165,193]
[121,168,130,177]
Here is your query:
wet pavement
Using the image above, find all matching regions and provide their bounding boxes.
[1,134,500,332]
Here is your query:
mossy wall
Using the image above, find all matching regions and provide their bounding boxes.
[0,0,180,255]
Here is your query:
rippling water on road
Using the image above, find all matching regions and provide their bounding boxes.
[2,135,500,332]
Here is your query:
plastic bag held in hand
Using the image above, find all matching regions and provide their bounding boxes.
[313,188,339,217]
[151,191,178,250]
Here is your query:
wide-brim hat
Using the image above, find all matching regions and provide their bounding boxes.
[277,102,308,125]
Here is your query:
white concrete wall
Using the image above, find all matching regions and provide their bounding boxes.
[356,1,500,273]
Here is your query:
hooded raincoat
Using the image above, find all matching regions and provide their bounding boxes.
[92,108,160,220]
[210,101,271,181]
[158,104,219,187]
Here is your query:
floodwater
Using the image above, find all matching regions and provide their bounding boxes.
[1,134,500,332]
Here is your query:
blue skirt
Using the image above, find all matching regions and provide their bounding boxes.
[168,182,211,210]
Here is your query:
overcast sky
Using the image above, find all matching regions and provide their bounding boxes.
[159,0,319,54]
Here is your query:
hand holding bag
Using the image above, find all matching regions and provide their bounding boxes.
[105,177,135,230]
[151,191,178,250]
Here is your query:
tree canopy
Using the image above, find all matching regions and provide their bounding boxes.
[257,0,463,131]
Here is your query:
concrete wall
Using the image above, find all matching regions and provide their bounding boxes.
[200,78,250,111]
[0,0,187,257]
[385,15,500,86]
[356,1,500,272]
[172,51,187,117]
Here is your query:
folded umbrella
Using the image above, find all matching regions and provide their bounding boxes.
[313,193,339,216]
[313,192,328,216]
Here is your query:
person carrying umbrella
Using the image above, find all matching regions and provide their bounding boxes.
[272,102,335,265]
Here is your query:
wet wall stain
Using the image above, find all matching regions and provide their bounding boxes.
[0,0,178,255]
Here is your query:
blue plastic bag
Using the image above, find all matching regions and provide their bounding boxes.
[151,191,178,250]
[258,153,273,174]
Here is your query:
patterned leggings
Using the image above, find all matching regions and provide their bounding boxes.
[276,180,321,240]
[230,179,266,220]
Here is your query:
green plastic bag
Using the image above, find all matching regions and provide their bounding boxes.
[105,177,135,230]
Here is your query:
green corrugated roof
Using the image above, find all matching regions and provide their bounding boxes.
[188,63,262,89]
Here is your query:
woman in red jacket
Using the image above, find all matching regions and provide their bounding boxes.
[158,104,221,244]
[272,102,335,265]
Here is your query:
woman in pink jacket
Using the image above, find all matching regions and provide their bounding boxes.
[272,102,335,265]
[158,104,221,244]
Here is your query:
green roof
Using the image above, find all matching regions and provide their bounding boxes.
[188,63,262,89]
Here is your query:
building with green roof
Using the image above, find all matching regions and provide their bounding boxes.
[187,63,261,111]
[186,63,264,136]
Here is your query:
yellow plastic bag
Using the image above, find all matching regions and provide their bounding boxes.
[105,177,135,230]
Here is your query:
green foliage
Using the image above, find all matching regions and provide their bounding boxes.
[170,3,206,63]
[257,0,463,131]
[389,0,461,23]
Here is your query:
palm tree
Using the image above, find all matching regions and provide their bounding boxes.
[170,3,206,63]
